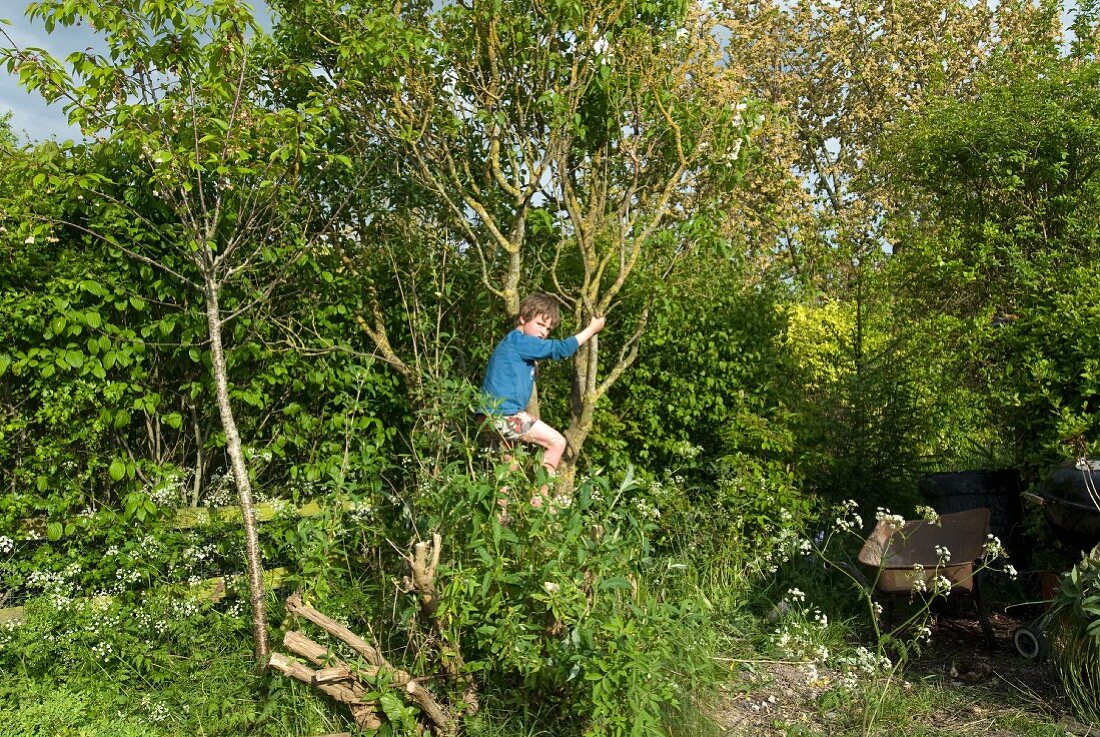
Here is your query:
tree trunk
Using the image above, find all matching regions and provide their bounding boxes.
[561,336,599,488]
[204,277,270,663]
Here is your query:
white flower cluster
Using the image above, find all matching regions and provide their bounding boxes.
[90,641,115,660]
[915,505,941,525]
[172,598,201,618]
[833,500,863,533]
[0,536,13,555]
[773,591,831,667]
[183,543,218,570]
[934,545,952,564]
[632,496,661,521]
[268,498,295,519]
[148,474,185,507]
[202,473,236,508]
[115,567,142,585]
[910,564,927,593]
[931,575,953,596]
[141,693,171,724]
[982,534,1007,560]
[346,501,375,522]
[875,508,906,533]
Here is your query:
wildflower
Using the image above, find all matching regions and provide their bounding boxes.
[543,581,560,594]
[916,505,941,525]
[875,507,906,533]
[787,587,806,603]
[934,544,951,563]
[910,564,927,593]
[1004,564,1018,579]
[0,536,13,555]
[833,499,863,532]
[982,534,1007,559]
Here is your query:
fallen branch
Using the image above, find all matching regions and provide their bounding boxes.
[273,593,456,735]
[267,652,381,730]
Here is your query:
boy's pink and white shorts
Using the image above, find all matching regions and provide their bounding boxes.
[491,411,536,441]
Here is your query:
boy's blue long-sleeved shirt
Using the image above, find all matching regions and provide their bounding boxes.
[480,329,580,415]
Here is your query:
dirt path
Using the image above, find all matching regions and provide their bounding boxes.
[713,608,1077,736]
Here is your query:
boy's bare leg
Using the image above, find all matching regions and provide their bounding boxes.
[520,420,566,505]
[521,420,566,473]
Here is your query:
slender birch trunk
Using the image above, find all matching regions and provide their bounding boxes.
[203,276,270,662]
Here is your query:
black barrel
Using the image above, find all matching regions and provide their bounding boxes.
[1038,459,1100,552]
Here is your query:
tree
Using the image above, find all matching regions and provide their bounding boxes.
[272,0,756,480]
[2,0,352,661]
[706,0,1065,501]
[885,56,1100,473]
[719,0,1064,286]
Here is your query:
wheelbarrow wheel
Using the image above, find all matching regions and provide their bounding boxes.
[1013,623,1046,660]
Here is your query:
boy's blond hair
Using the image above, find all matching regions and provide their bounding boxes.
[516,293,562,328]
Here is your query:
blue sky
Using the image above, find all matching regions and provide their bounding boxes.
[0,16,97,143]
[1,2,271,144]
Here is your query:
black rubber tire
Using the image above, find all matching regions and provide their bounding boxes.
[1013,623,1046,660]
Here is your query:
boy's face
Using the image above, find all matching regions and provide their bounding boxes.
[518,313,555,339]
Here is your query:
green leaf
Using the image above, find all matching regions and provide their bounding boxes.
[109,458,127,482]
[599,577,633,591]
[46,522,63,541]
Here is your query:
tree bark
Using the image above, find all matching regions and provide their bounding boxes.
[204,276,269,662]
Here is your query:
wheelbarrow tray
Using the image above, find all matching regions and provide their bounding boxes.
[858,508,990,594]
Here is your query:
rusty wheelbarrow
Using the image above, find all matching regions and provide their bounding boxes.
[857,507,996,648]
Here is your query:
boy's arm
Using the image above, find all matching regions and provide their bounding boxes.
[513,316,606,361]
[573,316,606,347]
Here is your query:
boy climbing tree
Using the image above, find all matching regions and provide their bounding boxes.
[480,294,606,482]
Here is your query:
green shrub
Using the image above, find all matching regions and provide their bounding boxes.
[413,458,722,736]
[1044,552,1100,727]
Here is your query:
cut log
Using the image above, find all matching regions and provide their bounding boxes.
[267,653,381,730]
[313,666,355,685]
[280,597,456,735]
[285,592,386,667]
